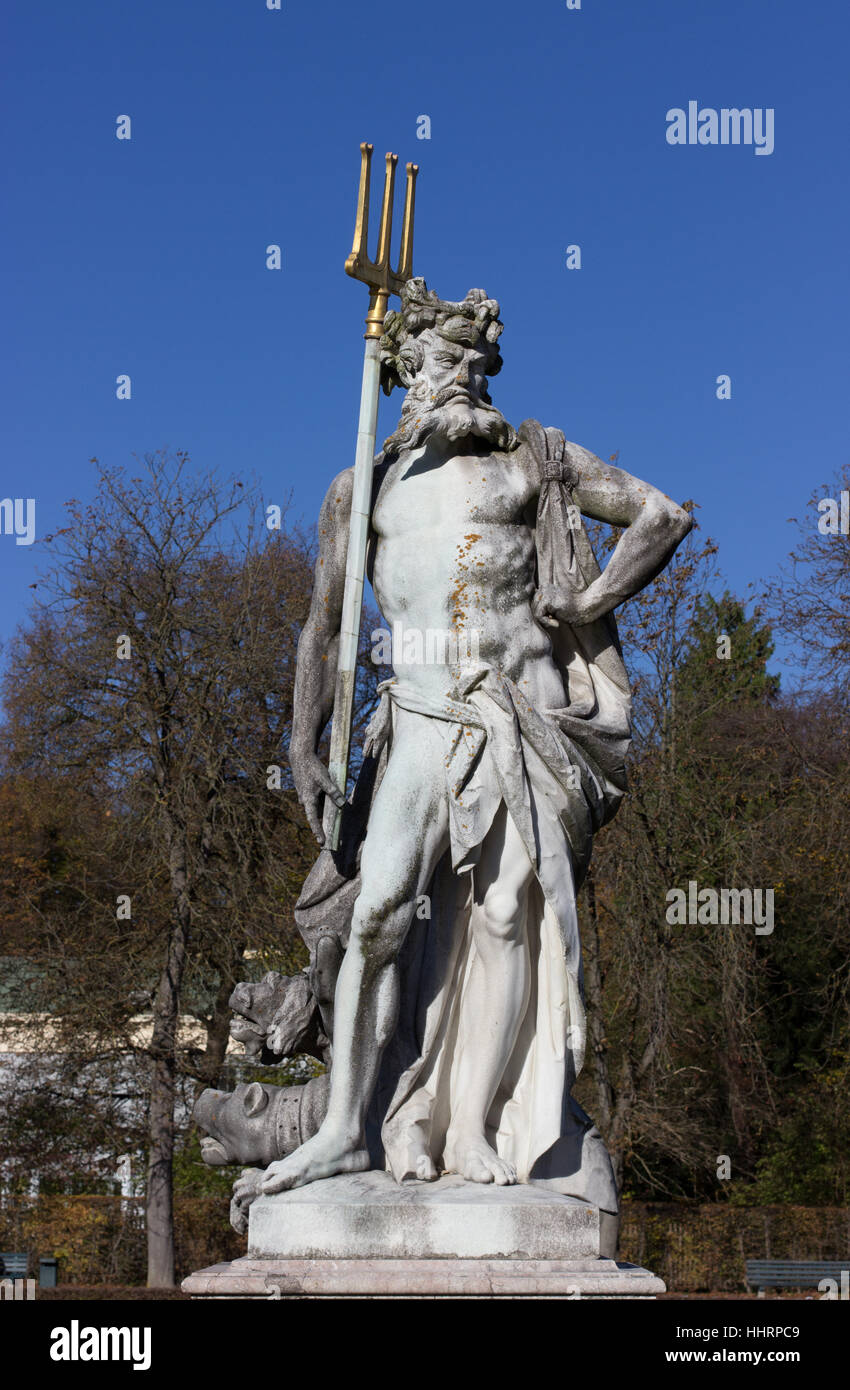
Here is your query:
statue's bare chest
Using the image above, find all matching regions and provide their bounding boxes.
[372,450,535,542]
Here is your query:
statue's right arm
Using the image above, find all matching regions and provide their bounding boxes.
[288,468,353,845]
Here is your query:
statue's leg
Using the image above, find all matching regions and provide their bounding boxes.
[260,708,450,1193]
[443,801,533,1185]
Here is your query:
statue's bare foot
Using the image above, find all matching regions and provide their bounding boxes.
[260,1129,370,1193]
[445,1133,517,1185]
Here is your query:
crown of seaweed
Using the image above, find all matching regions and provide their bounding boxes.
[379,278,505,395]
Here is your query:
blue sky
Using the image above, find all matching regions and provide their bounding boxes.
[2,0,848,682]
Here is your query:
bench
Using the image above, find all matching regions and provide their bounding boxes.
[745,1260,849,1296]
[0,1253,29,1280]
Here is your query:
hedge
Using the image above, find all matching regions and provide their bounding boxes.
[0,1195,242,1286]
[620,1203,850,1291]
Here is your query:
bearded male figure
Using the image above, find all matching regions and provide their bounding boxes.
[248,279,690,1205]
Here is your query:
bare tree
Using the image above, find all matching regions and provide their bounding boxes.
[578,516,783,1194]
[762,464,850,698]
[1,451,324,1284]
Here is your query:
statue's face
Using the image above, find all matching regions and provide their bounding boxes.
[417,330,492,419]
[384,326,515,456]
[194,1081,279,1167]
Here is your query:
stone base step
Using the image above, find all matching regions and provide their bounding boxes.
[182,1256,665,1299]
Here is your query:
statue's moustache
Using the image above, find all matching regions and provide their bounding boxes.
[429,384,478,408]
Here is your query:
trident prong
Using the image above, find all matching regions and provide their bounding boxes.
[345,143,418,338]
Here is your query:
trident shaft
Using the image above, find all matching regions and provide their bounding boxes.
[323,144,418,849]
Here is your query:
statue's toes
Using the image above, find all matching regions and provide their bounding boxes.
[492,1160,517,1186]
[415,1153,438,1181]
[261,1162,296,1194]
[464,1154,494,1184]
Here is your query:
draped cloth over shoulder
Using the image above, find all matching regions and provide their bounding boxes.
[524,416,632,800]
[294,419,631,1212]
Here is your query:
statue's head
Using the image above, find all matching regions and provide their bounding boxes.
[194,1081,283,1167]
[380,278,518,459]
[194,1072,330,1168]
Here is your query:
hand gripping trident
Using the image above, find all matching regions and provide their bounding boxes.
[322,144,418,850]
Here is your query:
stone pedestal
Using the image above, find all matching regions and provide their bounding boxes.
[249,1171,602,1261]
[183,1173,664,1298]
[183,1255,663,1298]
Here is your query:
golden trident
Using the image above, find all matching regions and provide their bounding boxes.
[345,144,418,338]
[323,145,419,850]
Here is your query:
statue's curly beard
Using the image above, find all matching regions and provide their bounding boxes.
[384,385,518,459]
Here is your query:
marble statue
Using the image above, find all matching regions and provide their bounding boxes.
[195,278,691,1235]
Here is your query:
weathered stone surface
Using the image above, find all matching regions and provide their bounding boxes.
[182,1256,665,1299]
[246,1170,601,1261]
[191,273,686,1320]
